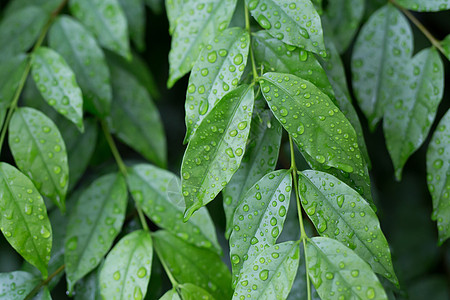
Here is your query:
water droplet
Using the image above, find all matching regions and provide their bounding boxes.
[182,172,190,180]
[231,254,240,264]
[235,148,243,156]
[259,269,269,281]
[250,237,258,245]
[337,195,344,208]
[238,121,248,130]
[299,50,308,61]
[207,51,217,63]
[366,287,375,299]
[226,148,235,158]
[134,286,143,300]
[137,267,146,278]
[40,226,51,238]
[67,237,78,250]
[24,204,33,215]
[248,0,259,10]
[325,272,334,280]
[234,54,243,65]
[433,159,443,169]
[351,270,359,277]
[297,123,305,135]
[278,206,286,217]
[113,271,121,280]
[271,227,279,237]
[315,155,325,164]
[257,15,271,29]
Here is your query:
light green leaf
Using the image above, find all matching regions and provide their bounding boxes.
[252,30,334,99]
[233,241,300,300]
[127,163,221,254]
[118,0,146,51]
[298,170,398,285]
[153,230,232,299]
[9,107,68,211]
[0,163,52,277]
[165,0,186,34]
[107,61,166,167]
[0,6,47,61]
[229,170,292,286]
[31,47,84,131]
[167,0,237,87]
[442,34,450,61]
[159,289,181,300]
[181,85,254,220]
[351,4,413,129]
[427,109,450,245]
[48,16,112,117]
[179,283,215,300]
[184,27,250,142]
[99,230,153,300]
[0,271,40,299]
[321,0,364,53]
[395,0,450,11]
[246,0,325,54]
[223,109,282,238]
[65,173,127,292]
[69,0,131,59]
[306,237,388,300]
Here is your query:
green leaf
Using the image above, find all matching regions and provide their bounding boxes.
[145,0,163,14]
[74,267,101,300]
[184,27,250,142]
[107,61,166,167]
[9,107,68,211]
[233,241,300,300]
[165,0,186,34]
[153,230,232,299]
[223,109,282,238]
[351,4,413,129]
[0,271,40,299]
[65,173,127,292]
[31,47,84,131]
[384,47,444,180]
[298,170,398,285]
[0,6,47,61]
[395,0,450,11]
[181,85,254,220]
[167,0,237,87]
[33,286,52,300]
[48,16,112,117]
[179,283,215,300]
[69,0,131,59]
[246,0,325,54]
[427,109,450,245]
[4,0,61,15]
[442,34,450,61]
[0,163,52,277]
[127,163,221,254]
[159,289,181,300]
[306,237,388,300]
[321,0,364,53]
[99,230,153,300]
[118,0,146,51]
[229,169,292,286]
[252,30,334,100]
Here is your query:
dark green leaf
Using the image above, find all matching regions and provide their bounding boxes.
[351,4,413,129]
[395,0,450,11]
[69,0,131,59]
[48,16,112,117]
[246,0,325,54]
[167,0,237,87]
[99,230,153,300]
[9,107,68,211]
[153,230,232,299]
[184,27,250,142]
[0,271,40,299]
[233,241,300,300]
[32,286,51,300]
[74,267,101,300]
[181,85,254,220]
[65,173,127,292]
[118,0,146,51]
[442,34,450,61]
[0,163,52,277]
[427,109,450,245]
[3,0,60,15]
[306,237,388,300]
[145,0,163,14]
[31,47,84,131]
[179,283,214,300]
[384,47,444,180]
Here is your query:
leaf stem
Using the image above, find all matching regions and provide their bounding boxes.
[24,264,66,300]
[153,244,179,288]
[244,4,259,82]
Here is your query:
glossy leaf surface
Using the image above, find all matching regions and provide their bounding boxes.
[9,107,68,211]
[65,173,127,291]
[0,271,40,299]
[233,241,300,300]
[306,237,388,300]
[0,163,52,277]
[184,27,250,142]
[229,169,292,286]
[427,110,450,245]
[99,230,153,300]
[396,0,450,11]
[118,0,145,51]
[246,0,325,54]
[31,47,84,131]
[181,85,254,219]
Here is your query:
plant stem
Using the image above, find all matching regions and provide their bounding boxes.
[244,4,259,81]
[24,264,65,300]
[153,244,179,288]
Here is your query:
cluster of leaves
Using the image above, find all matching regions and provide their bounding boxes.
[0,0,448,300]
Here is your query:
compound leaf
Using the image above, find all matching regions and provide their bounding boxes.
[395,0,450,11]
[0,271,40,299]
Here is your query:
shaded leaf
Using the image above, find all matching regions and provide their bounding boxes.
[395,0,450,11]
[0,271,40,299]
[442,34,450,61]
[74,267,101,300]
[3,0,61,15]
[118,0,146,51]
[32,286,52,300]
[179,283,214,300]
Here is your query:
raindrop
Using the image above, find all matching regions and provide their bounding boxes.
[336,195,344,208]
[113,271,121,280]
[259,269,269,281]
[257,15,271,29]
[137,267,147,278]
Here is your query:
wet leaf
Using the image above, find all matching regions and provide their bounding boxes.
[233,241,300,300]
[118,0,146,51]
[427,109,450,245]
[298,170,398,285]
[223,110,282,238]
[167,0,237,87]
[31,47,84,131]
[153,230,232,299]
[74,267,101,300]
[9,107,68,211]
[395,0,450,11]
[229,169,292,287]
[159,288,181,300]
[127,163,221,254]
[306,237,388,300]
[48,16,112,117]
[184,27,250,142]
[32,286,52,300]
[65,173,127,292]
[0,163,52,277]
[384,47,444,180]
[165,0,186,34]
[181,85,254,219]
[69,0,131,59]
[179,283,215,300]
[3,0,61,15]
[99,230,153,300]
[0,271,40,299]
